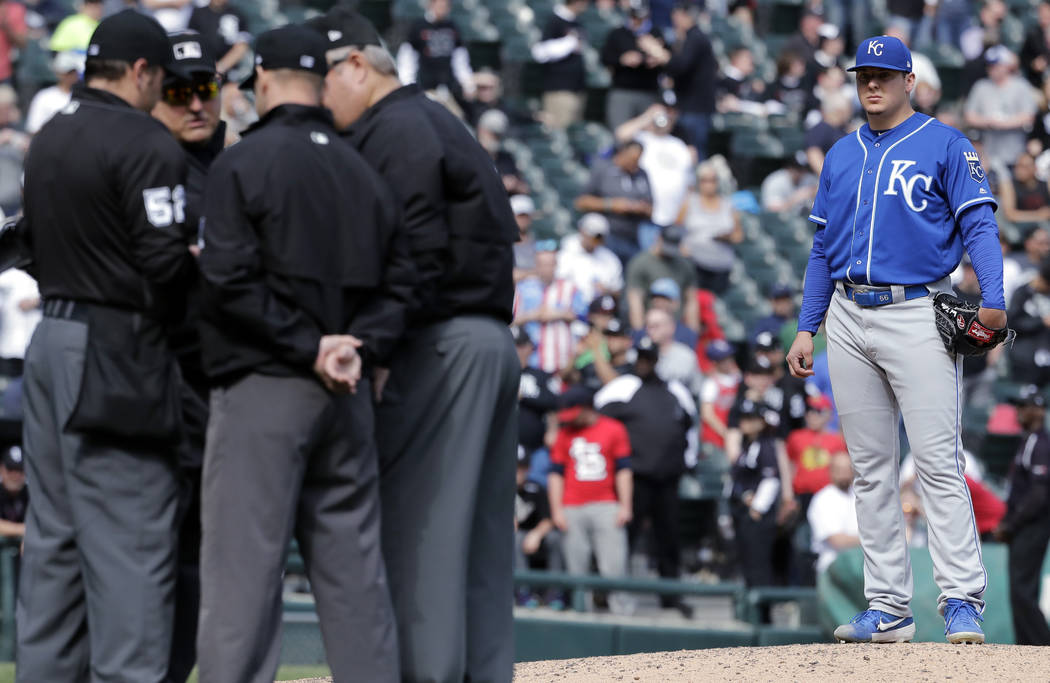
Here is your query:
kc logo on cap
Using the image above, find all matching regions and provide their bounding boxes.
[848,35,912,73]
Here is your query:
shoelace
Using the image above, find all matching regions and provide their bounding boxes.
[944,601,983,631]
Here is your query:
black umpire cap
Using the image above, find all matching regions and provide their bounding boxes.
[308,6,384,52]
[87,9,191,79]
[241,24,329,90]
[166,30,217,79]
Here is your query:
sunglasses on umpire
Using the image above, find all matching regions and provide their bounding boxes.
[162,77,221,107]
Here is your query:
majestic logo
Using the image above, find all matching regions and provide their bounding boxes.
[965,150,985,183]
[867,40,884,56]
[883,159,933,212]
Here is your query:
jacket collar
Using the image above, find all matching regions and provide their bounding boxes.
[72,83,136,110]
[242,104,334,137]
[343,84,422,137]
[858,111,929,144]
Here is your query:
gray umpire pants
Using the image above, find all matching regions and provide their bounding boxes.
[197,373,398,683]
[825,284,986,618]
[17,317,179,683]
[377,316,520,683]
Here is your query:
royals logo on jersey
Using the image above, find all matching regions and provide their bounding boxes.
[964,150,985,183]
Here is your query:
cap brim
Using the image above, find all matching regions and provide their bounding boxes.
[847,63,910,72]
[557,407,585,424]
[239,70,257,91]
[163,60,197,81]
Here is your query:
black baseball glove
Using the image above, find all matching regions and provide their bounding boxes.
[932,292,1014,356]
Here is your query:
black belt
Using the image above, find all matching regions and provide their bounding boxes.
[42,298,147,332]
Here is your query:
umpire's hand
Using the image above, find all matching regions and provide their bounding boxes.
[315,335,363,393]
[787,331,815,378]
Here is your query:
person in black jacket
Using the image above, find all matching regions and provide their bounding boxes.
[515,325,559,485]
[531,0,589,129]
[993,390,1050,645]
[195,25,415,683]
[395,0,475,113]
[594,336,696,616]
[1007,256,1050,389]
[600,0,669,130]
[16,10,196,681]
[314,9,520,683]
[729,399,782,591]
[667,2,717,158]
[150,30,225,683]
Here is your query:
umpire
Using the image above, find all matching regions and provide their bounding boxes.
[151,30,226,682]
[17,10,196,682]
[196,25,415,683]
[313,9,520,682]
[994,390,1050,645]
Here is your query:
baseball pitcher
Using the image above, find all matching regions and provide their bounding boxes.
[786,35,1012,645]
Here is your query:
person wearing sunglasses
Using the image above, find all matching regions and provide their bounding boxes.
[150,29,226,683]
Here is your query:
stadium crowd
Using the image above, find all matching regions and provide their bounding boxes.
[0,0,1043,641]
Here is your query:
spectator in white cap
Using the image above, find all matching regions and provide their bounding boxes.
[511,194,537,282]
[26,51,85,134]
[478,109,528,195]
[556,212,624,304]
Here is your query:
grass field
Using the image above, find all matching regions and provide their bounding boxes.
[0,663,332,681]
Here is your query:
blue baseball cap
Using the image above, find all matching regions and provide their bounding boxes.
[706,339,734,361]
[848,35,912,73]
[649,277,681,301]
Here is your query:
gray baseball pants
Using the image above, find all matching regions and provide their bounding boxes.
[17,317,179,683]
[826,282,986,617]
[562,501,635,615]
[376,315,519,683]
[197,373,398,683]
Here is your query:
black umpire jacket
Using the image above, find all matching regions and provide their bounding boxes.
[170,121,225,397]
[21,84,195,318]
[198,104,416,384]
[341,84,516,331]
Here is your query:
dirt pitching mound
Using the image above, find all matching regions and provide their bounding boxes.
[511,642,1050,681]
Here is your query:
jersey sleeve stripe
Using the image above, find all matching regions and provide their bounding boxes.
[954,196,996,220]
[808,214,828,225]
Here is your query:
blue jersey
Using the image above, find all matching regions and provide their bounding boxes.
[798,112,1004,332]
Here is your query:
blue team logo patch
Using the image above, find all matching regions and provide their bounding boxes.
[965,150,985,183]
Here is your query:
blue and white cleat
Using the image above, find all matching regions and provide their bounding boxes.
[834,609,915,643]
[944,599,984,644]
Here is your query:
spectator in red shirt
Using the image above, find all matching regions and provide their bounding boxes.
[699,339,740,451]
[694,288,726,373]
[785,394,846,517]
[548,384,634,614]
[0,1,26,84]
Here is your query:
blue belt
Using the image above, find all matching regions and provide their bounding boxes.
[842,284,929,307]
